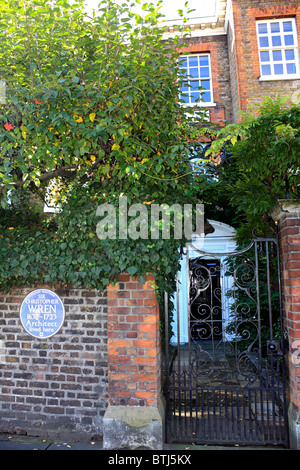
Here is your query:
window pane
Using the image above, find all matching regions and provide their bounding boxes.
[190,80,200,91]
[259,36,269,47]
[285,49,295,60]
[258,23,268,34]
[274,63,284,75]
[287,63,296,74]
[272,35,282,47]
[201,91,211,102]
[189,68,199,78]
[271,23,280,33]
[262,64,271,75]
[284,35,294,46]
[188,56,198,67]
[200,80,210,90]
[191,92,200,103]
[271,22,280,33]
[283,21,293,32]
[272,50,282,61]
[180,82,189,93]
[199,56,209,66]
[260,51,270,62]
[200,67,210,78]
[180,93,189,103]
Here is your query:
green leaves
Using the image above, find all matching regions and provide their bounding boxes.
[0,184,187,297]
[0,0,204,203]
[197,95,300,243]
[0,0,209,296]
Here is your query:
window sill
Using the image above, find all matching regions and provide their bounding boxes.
[181,102,217,107]
[258,75,300,82]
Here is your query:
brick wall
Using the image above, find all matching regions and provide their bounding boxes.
[106,274,161,408]
[226,0,240,122]
[0,285,108,440]
[229,0,300,120]
[277,211,300,410]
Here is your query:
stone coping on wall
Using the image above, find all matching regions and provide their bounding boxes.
[270,199,300,221]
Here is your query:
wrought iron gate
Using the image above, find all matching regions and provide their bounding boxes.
[164,236,289,447]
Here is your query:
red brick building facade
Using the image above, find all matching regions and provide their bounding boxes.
[0,0,300,450]
[164,0,300,449]
[227,0,300,120]
[164,0,300,123]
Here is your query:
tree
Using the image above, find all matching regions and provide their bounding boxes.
[0,0,207,293]
[188,96,299,351]
[0,0,205,204]
[197,95,300,241]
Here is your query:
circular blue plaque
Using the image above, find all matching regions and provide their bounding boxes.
[20,289,65,339]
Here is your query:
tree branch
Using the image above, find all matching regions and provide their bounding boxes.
[12,165,79,188]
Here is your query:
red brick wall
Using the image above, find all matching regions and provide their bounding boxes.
[0,277,162,438]
[107,274,161,407]
[230,0,300,119]
[277,213,300,409]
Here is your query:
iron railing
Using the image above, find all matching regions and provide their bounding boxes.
[164,237,289,447]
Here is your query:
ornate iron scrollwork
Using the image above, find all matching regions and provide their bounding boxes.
[188,250,262,386]
[164,236,288,447]
[189,258,222,343]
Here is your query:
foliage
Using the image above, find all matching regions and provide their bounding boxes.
[197,95,300,241]
[187,96,299,351]
[0,0,207,293]
[0,0,205,202]
[0,189,187,293]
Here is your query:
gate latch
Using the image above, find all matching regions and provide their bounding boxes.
[267,339,283,355]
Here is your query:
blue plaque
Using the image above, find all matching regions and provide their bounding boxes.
[20,289,65,339]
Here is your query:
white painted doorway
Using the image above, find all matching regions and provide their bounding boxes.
[171,220,237,345]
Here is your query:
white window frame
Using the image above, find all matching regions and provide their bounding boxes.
[179,54,215,106]
[256,18,300,81]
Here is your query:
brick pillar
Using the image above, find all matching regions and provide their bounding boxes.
[103,273,164,450]
[271,200,300,449]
